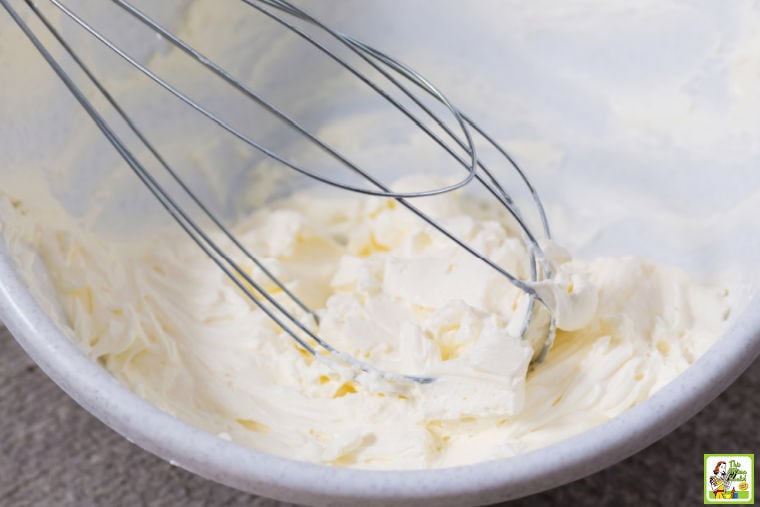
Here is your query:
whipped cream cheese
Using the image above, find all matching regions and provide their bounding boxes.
[0,185,731,469]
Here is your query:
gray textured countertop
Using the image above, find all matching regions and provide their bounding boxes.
[1,324,758,507]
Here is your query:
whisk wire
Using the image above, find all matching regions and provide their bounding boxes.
[7,0,435,384]
[3,0,558,382]
[24,0,316,322]
[107,0,480,205]
[110,0,552,295]
[40,0,551,304]
[236,0,555,345]
[238,0,481,197]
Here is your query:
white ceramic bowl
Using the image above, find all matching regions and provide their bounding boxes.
[2,249,758,506]
[2,1,760,505]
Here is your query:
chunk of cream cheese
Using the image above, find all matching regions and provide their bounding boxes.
[0,188,731,469]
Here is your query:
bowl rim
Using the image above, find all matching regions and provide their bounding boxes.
[1,239,758,507]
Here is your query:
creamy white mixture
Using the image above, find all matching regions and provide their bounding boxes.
[0,186,731,469]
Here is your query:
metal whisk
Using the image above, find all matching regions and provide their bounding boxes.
[2,0,557,384]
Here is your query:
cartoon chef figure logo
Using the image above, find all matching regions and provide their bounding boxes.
[711,461,735,500]
[704,454,754,504]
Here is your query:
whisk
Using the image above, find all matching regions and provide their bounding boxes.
[2,0,557,384]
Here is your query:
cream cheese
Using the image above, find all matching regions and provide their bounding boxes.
[0,186,731,469]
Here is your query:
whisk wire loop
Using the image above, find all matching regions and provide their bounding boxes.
[2,0,558,383]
